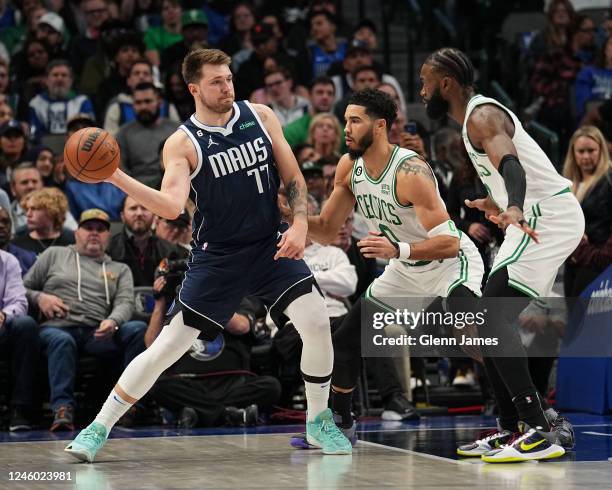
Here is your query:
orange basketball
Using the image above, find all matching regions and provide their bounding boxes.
[63,127,120,183]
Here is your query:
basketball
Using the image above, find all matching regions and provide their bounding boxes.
[63,127,120,183]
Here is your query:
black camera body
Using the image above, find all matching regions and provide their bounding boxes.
[155,257,188,300]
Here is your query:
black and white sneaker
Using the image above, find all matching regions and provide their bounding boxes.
[381,393,420,421]
[481,422,565,463]
[9,408,32,432]
[457,421,513,457]
[545,407,575,450]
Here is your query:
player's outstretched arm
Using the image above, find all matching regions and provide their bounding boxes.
[106,130,192,220]
[252,103,308,259]
[309,153,356,244]
[359,157,460,261]
[466,105,538,242]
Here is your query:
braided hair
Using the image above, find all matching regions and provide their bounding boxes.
[424,48,475,89]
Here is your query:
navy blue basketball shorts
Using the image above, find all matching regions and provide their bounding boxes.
[174,227,313,340]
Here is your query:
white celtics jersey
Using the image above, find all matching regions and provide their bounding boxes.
[350,145,452,269]
[462,95,571,212]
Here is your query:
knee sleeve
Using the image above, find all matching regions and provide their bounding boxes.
[284,288,333,380]
[117,311,200,399]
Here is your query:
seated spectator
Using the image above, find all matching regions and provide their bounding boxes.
[164,66,194,121]
[429,127,462,201]
[116,82,179,188]
[0,101,13,127]
[318,155,339,196]
[24,146,64,189]
[12,187,75,254]
[301,161,327,203]
[334,64,383,124]
[218,2,256,58]
[264,67,309,127]
[0,120,29,195]
[562,125,612,296]
[160,10,208,77]
[24,208,147,431]
[530,14,596,146]
[104,59,180,136]
[306,10,347,81]
[330,42,405,114]
[446,148,503,277]
[352,19,378,53]
[527,0,574,65]
[0,206,35,275]
[108,196,187,287]
[154,209,191,250]
[581,97,612,154]
[0,248,39,431]
[9,163,77,234]
[306,112,342,159]
[35,12,68,61]
[575,35,612,120]
[284,76,336,149]
[67,0,111,77]
[293,143,321,165]
[95,29,145,119]
[143,0,183,68]
[12,38,50,117]
[148,285,280,428]
[235,23,299,101]
[28,60,96,141]
[0,187,8,209]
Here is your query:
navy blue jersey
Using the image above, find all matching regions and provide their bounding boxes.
[180,101,281,246]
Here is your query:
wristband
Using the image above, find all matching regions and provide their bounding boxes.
[397,242,411,260]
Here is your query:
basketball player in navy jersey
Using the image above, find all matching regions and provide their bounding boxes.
[65,48,352,462]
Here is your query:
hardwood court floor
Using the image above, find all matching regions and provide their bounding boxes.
[2,414,612,489]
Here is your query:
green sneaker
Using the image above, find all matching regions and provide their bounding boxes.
[306,408,352,455]
[64,422,108,463]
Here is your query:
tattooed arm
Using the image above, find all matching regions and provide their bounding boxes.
[359,156,460,261]
[253,103,308,259]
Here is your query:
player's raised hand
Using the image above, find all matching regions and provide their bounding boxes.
[274,220,307,260]
[488,206,539,243]
[357,231,398,259]
[464,196,500,220]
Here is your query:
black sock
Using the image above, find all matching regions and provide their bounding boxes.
[483,357,518,432]
[513,390,550,431]
[331,388,353,428]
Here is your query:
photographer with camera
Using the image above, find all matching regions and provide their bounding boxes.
[146,262,282,428]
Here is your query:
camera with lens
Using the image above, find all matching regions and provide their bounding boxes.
[154,256,188,300]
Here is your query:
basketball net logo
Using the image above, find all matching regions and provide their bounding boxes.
[207,135,219,149]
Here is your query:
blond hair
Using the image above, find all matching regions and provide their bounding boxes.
[181,48,231,84]
[21,187,68,231]
[307,113,343,156]
[562,125,612,202]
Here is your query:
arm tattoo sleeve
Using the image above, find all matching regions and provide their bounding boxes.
[286,179,308,219]
[398,157,436,183]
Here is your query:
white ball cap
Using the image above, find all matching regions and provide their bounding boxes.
[39,12,65,34]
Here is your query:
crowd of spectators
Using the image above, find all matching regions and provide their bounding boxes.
[0,0,610,432]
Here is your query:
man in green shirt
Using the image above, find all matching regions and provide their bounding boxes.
[144,0,183,67]
[283,76,337,149]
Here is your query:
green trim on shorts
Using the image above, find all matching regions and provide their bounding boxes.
[507,278,540,298]
[447,249,468,295]
[553,187,571,197]
[365,283,397,313]
[488,212,539,278]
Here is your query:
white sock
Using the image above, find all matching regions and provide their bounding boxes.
[94,389,133,433]
[305,380,331,421]
[93,312,200,433]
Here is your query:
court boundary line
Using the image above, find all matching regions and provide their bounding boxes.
[357,439,464,464]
